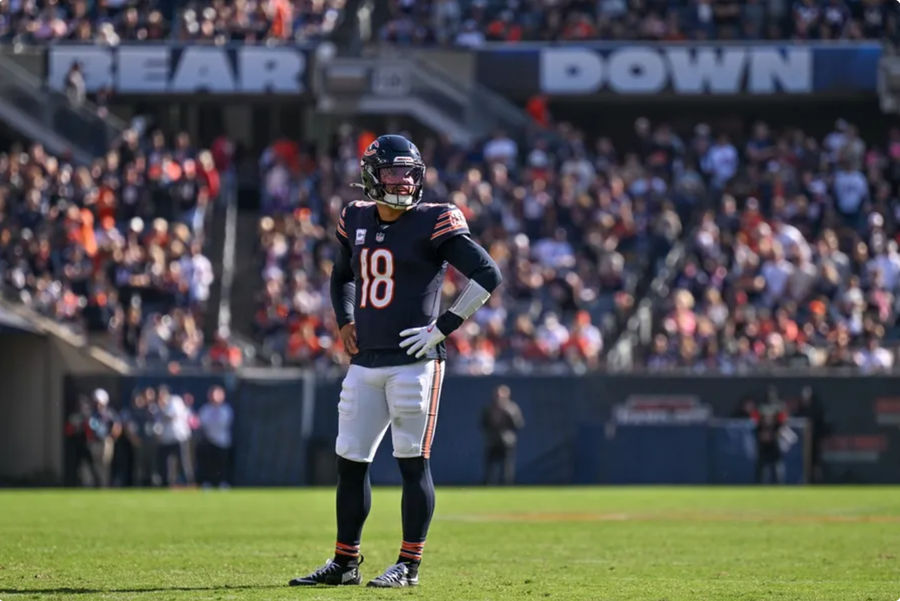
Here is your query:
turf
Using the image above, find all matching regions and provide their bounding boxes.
[0,487,898,601]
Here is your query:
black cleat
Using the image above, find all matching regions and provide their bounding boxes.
[366,562,419,588]
[289,557,362,586]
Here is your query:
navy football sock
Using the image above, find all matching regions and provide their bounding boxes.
[396,457,434,571]
[334,457,371,567]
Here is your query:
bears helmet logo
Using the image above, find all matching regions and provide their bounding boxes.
[363,140,379,157]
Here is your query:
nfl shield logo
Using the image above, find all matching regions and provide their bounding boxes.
[376,232,385,242]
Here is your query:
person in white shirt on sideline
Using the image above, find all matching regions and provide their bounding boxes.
[198,385,234,488]
[155,386,195,486]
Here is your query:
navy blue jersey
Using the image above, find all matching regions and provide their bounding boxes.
[337,200,470,367]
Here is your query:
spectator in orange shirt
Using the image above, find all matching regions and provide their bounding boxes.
[564,310,603,370]
[269,0,293,39]
[485,11,522,41]
[526,95,550,129]
[561,12,598,40]
[208,331,243,369]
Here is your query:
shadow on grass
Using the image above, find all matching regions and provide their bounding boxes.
[0,584,285,595]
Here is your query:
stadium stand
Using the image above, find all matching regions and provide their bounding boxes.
[0,130,239,368]
[249,116,900,374]
[0,0,345,43]
[4,112,897,375]
[252,121,684,373]
[0,0,171,42]
[3,0,900,496]
[2,109,898,375]
[378,0,899,45]
[633,119,900,372]
[2,0,896,46]
[0,0,897,377]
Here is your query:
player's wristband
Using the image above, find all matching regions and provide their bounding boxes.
[436,312,464,337]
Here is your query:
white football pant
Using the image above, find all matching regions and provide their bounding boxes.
[336,359,445,462]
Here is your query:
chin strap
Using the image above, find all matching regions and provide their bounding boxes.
[355,181,417,208]
[379,193,415,208]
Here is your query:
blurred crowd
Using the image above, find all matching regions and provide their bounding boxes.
[641,117,900,372]
[0,0,171,43]
[174,0,344,43]
[255,112,900,375]
[380,0,899,45]
[64,384,234,487]
[3,115,899,376]
[2,0,896,46]
[0,130,242,369]
[0,0,345,44]
[254,123,690,374]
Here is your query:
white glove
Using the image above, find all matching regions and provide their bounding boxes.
[399,322,446,359]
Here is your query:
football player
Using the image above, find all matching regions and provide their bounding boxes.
[289,134,502,588]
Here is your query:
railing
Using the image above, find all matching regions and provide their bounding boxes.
[320,54,543,145]
[607,233,691,372]
[878,50,900,113]
[211,171,239,340]
[412,57,535,140]
[0,55,125,162]
[411,56,555,145]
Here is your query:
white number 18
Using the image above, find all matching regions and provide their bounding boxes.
[359,248,394,309]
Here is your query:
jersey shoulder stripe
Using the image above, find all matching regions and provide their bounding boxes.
[430,204,468,241]
[431,222,467,240]
[434,213,458,227]
[433,205,465,221]
[433,205,466,227]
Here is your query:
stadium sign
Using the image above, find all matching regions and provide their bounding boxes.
[47,44,309,95]
[613,395,710,425]
[475,43,881,99]
[874,397,900,425]
[542,47,810,94]
[821,434,888,464]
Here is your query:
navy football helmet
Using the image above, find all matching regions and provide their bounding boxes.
[360,134,425,209]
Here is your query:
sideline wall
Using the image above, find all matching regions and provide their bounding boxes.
[53,372,900,486]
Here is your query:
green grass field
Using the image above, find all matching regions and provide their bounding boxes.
[1,487,898,601]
